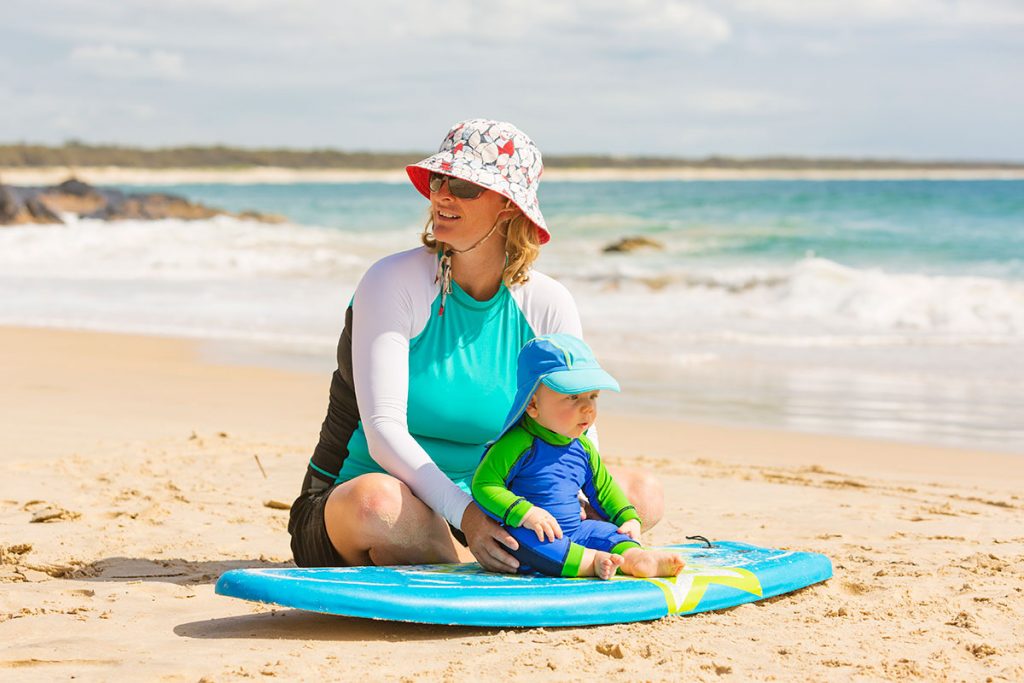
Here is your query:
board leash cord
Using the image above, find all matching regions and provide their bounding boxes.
[685,535,713,548]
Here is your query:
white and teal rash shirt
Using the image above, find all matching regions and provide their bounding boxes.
[302,246,585,529]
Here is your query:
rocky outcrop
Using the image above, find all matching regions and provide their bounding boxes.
[0,178,287,226]
[602,236,665,253]
[0,184,63,224]
[37,178,109,216]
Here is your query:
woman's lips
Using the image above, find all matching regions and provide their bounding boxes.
[435,209,461,221]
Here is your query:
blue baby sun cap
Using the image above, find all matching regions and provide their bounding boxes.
[492,334,620,444]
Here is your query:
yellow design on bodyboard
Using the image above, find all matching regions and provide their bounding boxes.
[638,566,763,614]
[398,558,764,615]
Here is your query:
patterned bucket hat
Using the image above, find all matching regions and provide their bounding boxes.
[406,119,550,244]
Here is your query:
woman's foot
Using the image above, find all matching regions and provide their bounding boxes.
[621,548,686,578]
[593,550,625,580]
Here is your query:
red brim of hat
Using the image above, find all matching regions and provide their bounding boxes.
[406,165,551,245]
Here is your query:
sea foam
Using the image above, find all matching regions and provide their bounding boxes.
[2,217,1021,346]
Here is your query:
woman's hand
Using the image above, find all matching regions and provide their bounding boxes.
[617,518,642,542]
[460,503,520,573]
[520,506,563,542]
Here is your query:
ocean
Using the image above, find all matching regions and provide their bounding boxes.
[2,179,1021,452]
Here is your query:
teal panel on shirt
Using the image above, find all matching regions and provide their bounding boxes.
[337,280,536,486]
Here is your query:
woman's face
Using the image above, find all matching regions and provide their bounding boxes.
[430,175,512,251]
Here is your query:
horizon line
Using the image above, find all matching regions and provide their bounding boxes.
[1,141,1022,169]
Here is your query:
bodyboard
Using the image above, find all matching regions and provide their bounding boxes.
[215,541,832,627]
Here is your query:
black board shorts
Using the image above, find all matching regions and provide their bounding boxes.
[288,486,469,568]
[288,488,345,568]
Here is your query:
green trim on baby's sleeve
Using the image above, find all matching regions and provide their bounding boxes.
[578,434,642,527]
[471,426,536,526]
[611,540,642,556]
[503,497,533,528]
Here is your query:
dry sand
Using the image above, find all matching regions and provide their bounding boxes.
[1,326,1021,682]
[4,166,1024,187]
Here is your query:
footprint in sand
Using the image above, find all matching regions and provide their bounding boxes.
[945,611,977,630]
[841,580,873,595]
[22,501,81,523]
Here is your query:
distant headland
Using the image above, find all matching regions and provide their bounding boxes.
[1,142,1022,184]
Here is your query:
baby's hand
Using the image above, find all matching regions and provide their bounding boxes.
[617,518,642,542]
[520,506,563,542]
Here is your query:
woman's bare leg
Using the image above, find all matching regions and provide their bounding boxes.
[322,472,463,566]
[585,464,665,529]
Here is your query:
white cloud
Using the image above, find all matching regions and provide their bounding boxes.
[610,0,733,50]
[121,103,158,120]
[2,0,1021,158]
[727,0,1024,27]
[24,1,732,57]
[52,112,85,132]
[683,88,806,115]
[69,44,186,80]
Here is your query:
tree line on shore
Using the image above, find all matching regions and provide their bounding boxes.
[0,142,1020,171]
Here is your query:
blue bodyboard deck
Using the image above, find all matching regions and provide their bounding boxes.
[215,541,831,627]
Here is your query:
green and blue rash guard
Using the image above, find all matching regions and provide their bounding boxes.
[472,415,641,577]
[302,247,587,529]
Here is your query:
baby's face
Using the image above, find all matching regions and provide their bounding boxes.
[525,384,600,439]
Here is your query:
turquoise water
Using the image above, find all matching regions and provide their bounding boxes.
[135,180,1024,278]
[4,179,1022,451]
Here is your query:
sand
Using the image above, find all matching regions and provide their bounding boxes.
[4,166,1024,186]
[1,325,1021,682]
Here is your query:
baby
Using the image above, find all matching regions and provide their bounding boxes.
[472,334,685,579]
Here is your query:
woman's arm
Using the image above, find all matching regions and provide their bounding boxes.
[351,253,473,529]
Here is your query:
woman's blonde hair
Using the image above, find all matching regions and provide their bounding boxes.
[420,205,541,288]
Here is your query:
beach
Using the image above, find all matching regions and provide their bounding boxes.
[2,324,1021,681]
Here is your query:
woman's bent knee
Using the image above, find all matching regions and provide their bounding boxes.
[323,472,456,566]
[326,474,404,536]
[607,465,665,530]
[634,469,665,528]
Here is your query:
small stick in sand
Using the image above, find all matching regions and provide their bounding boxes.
[254,454,268,479]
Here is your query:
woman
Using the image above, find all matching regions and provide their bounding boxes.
[288,119,663,572]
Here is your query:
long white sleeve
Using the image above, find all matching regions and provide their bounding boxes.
[350,252,473,528]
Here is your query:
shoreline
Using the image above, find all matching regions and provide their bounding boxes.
[2,325,1015,481]
[4,165,1024,186]
[7,320,1019,456]
[2,324,1022,680]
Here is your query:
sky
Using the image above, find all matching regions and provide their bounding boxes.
[2,0,1023,160]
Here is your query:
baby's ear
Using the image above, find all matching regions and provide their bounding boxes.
[525,396,539,418]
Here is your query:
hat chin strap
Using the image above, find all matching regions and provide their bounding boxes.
[435,211,510,316]
[446,200,513,255]
[446,218,503,255]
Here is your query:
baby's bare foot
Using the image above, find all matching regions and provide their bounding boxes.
[593,551,624,580]
[622,549,686,578]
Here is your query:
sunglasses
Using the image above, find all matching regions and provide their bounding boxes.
[428,172,485,200]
